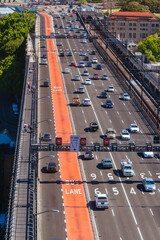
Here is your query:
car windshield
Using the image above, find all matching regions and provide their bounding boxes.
[146,180,154,185]
[45,133,50,137]
[123,132,129,135]
[125,166,132,169]
[131,125,137,128]
[98,197,107,201]
[104,160,111,163]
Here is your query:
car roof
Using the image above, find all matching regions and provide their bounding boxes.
[144,177,154,181]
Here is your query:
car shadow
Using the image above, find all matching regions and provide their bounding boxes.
[41,167,47,173]
[97,163,104,169]
[84,127,90,132]
[113,169,122,177]
[137,183,143,192]
[88,201,105,211]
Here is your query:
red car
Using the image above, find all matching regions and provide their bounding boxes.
[93,73,100,80]
[71,62,76,66]
[70,14,73,17]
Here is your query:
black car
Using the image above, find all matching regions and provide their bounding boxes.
[96,64,102,70]
[68,52,72,56]
[60,52,65,57]
[91,50,96,55]
[43,81,49,87]
[86,62,92,67]
[59,25,63,29]
[99,91,107,98]
[84,56,89,61]
[89,121,99,132]
[42,54,47,58]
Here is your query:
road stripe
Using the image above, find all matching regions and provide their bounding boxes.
[42,13,94,240]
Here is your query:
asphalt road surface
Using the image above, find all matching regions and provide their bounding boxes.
[36,5,160,240]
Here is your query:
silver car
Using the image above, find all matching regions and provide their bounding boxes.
[142,178,156,192]
[102,159,113,168]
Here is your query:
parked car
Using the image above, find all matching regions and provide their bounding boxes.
[93,73,99,80]
[43,81,49,87]
[86,62,92,67]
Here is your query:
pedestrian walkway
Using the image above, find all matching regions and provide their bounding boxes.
[6,33,37,240]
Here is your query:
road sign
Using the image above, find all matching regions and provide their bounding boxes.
[70,135,80,152]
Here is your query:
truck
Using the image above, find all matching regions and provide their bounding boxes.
[95,194,109,209]
[72,97,80,106]
[120,159,134,177]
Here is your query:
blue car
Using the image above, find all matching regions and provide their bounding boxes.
[70,28,75,31]
[105,100,113,108]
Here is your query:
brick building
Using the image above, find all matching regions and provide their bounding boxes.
[107,11,160,43]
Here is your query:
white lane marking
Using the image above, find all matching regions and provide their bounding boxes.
[109,152,138,225]
[109,119,112,124]
[148,171,152,176]
[100,171,102,176]
[121,120,124,124]
[117,111,119,115]
[137,227,144,240]
[111,209,115,216]
[84,119,87,124]
[129,112,131,115]
[150,208,154,216]
[105,188,108,195]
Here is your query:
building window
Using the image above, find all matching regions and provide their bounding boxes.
[133,23,136,26]
[133,33,136,38]
[129,28,132,30]
[129,23,132,26]
[133,28,136,30]
[112,27,114,30]
[129,33,132,38]
[112,22,114,26]
[152,29,155,32]
[156,24,159,27]
[152,24,155,27]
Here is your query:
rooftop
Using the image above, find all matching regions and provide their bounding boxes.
[110,11,157,21]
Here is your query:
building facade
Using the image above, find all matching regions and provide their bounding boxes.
[107,12,160,43]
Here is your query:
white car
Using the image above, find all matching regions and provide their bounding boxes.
[107,86,115,92]
[79,61,85,68]
[65,26,69,29]
[82,98,91,106]
[81,38,87,43]
[92,57,98,63]
[83,70,89,76]
[95,194,109,209]
[84,151,94,159]
[80,51,86,56]
[102,74,108,80]
[122,93,131,100]
[77,87,85,93]
[64,68,70,73]
[84,79,91,85]
[74,75,80,81]
[75,25,79,29]
[129,124,139,133]
[42,59,48,65]
[55,30,60,34]
[80,26,84,30]
[142,152,154,158]
[120,130,130,140]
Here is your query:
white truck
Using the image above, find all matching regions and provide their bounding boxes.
[120,159,134,177]
[94,194,109,209]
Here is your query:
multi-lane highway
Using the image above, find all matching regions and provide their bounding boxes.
[36,5,160,240]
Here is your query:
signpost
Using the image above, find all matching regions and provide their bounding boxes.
[70,135,80,152]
